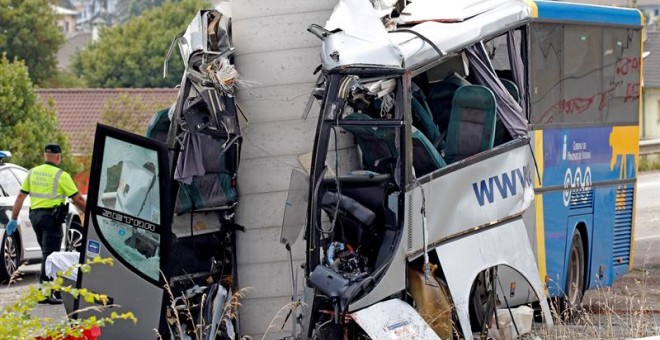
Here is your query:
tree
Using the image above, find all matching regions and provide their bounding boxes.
[0,55,80,173]
[0,0,65,85]
[72,0,210,88]
[116,0,167,22]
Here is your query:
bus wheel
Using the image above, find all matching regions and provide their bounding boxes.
[562,229,585,319]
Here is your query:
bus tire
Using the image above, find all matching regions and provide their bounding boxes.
[562,229,585,319]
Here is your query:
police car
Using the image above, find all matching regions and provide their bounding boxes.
[0,151,83,281]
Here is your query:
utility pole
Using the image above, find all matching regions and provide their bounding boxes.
[231,1,338,339]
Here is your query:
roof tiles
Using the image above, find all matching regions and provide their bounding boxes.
[36,88,178,154]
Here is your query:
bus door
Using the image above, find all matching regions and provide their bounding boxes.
[74,124,170,338]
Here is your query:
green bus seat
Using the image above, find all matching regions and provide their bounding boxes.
[445,85,497,164]
[411,127,447,177]
[499,78,520,103]
[146,107,172,143]
[428,74,471,139]
[175,133,238,214]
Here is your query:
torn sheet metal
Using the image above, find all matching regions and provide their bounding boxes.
[167,8,242,215]
[322,0,402,68]
[434,219,553,340]
[397,0,514,24]
[371,0,398,18]
[179,10,232,68]
[352,299,441,340]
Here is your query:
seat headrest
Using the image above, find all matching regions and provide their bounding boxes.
[452,85,495,110]
[444,73,470,87]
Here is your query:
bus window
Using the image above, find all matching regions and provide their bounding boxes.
[530,24,563,125]
[313,75,401,281]
[484,29,526,145]
[412,32,528,166]
[419,54,470,141]
[603,27,641,124]
[563,25,603,124]
[323,125,364,178]
[324,77,400,178]
[531,23,641,127]
[487,34,512,78]
[96,137,161,281]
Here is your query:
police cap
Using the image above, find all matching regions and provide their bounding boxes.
[44,144,61,154]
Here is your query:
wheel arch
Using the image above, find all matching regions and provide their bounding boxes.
[563,219,589,293]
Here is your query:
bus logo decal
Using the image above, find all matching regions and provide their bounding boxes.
[562,166,592,206]
[472,166,532,206]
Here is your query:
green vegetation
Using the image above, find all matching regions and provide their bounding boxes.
[0,257,135,339]
[639,155,660,172]
[0,0,65,85]
[38,70,87,89]
[115,0,168,23]
[0,55,81,173]
[72,0,211,88]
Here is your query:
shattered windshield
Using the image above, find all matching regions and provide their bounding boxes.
[96,137,162,280]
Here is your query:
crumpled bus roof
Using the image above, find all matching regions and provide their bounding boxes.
[320,0,642,71]
[321,0,532,71]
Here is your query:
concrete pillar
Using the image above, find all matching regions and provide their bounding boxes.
[231,1,337,338]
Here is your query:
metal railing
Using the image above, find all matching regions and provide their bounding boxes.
[640,139,660,156]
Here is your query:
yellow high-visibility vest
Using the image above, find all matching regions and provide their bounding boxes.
[21,163,78,209]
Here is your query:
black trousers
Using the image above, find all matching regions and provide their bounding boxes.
[29,209,63,283]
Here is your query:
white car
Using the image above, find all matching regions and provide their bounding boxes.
[0,151,83,281]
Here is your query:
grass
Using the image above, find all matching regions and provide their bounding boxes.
[639,155,660,172]
[535,258,660,339]
[158,272,251,340]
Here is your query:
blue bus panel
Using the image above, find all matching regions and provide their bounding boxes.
[535,0,642,27]
[541,126,636,296]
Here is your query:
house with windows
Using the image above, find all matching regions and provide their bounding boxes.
[53,5,79,38]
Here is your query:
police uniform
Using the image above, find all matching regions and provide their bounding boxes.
[20,144,78,283]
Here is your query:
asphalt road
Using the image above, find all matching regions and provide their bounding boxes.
[1,172,660,337]
[0,263,68,323]
[633,170,660,267]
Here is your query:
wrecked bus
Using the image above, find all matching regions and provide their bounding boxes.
[62,0,642,339]
[67,9,244,339]
[279,0,642,339]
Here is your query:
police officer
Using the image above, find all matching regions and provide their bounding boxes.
[6,144,86,303]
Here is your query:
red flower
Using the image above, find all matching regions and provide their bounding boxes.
[35,326,101,340]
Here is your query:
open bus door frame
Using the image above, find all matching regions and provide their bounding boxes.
[72,124,172,337]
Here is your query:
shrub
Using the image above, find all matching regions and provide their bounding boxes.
[0,257,135,339]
